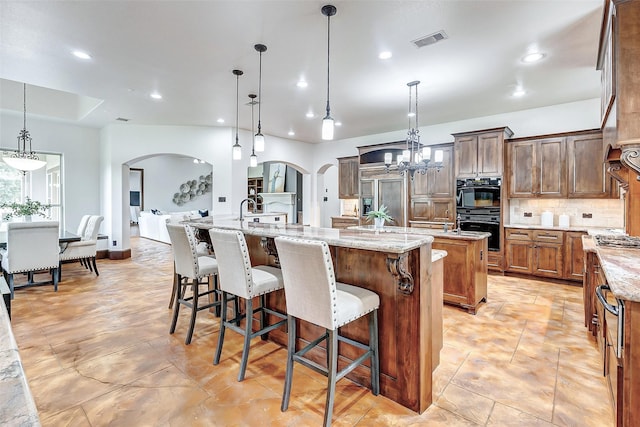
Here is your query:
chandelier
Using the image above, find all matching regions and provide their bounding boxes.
[384,80,443,179]
[2,83,47,173]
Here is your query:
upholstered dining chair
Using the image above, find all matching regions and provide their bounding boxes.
[59,215,104,280]
[208,228,287,382]
[274,236,380,427]
[1,221,60,299]
[166,223,220,345]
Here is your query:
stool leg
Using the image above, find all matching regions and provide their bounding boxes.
[324,329,338,427]
[281,315,296,412]
[213,275,221,317]
[92,257,99,276]
[238,297,253,381]
[260,294,268,341]
[213,291,228,365]
[369,309,380,395]
[169,275,183,334]
[185,278,199,345]
[168,270,178,309]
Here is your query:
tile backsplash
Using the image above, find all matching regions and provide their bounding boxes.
[508,198,624,228]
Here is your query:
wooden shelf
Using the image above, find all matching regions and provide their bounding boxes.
[247,177,263,213]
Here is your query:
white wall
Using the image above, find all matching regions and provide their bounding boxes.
[0,111,101,232]
[131,155,212,213]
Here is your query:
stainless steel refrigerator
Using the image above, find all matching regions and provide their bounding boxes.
[360,169,407,227]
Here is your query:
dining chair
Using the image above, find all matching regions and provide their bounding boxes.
[166,223,220,345]
[0,221,60,299]
[274,236,380,427]
[59,215,104,280]
[208,228,287,382]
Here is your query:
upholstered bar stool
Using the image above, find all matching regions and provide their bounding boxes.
[166,224,220,345]
[274,236,380,427]
[208,228,287,382]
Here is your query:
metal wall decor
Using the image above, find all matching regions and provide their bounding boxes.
[172,173,212,206]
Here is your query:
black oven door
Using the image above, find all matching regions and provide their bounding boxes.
[460,220,500,251]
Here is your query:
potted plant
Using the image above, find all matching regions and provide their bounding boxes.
[365,204,393,229]
[0,197,51,221]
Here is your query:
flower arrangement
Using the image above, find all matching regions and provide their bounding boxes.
[0,197,51,220]
[365,204,393,227]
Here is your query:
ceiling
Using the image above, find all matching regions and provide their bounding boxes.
[0,0,604,144]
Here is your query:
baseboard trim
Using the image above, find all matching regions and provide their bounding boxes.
[107,249,131,260]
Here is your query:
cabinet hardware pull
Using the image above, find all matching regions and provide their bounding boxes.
[595,284,619,316]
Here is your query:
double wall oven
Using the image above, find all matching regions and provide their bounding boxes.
[456,178,502,251]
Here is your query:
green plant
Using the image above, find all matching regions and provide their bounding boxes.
[0,197,51,220]
[365,204,393,223]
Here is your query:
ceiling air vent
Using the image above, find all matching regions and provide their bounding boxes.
[412,30,448,48]
[115,117,130,122]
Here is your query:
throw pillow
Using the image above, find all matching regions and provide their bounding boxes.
[199,209,209,217]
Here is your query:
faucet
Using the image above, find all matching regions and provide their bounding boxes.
[239,198,256,222]
[455,214,462,234]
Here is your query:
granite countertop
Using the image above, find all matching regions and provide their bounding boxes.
[582,235,640,303]
[0,297,41,426]
[185,218,433,254]
[432,249,448,262]
[505,224,626,235]
[331,216,359,220]
[349,225,491,241]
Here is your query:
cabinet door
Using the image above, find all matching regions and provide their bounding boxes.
[532,242,563,278]
[508,141,536,197]
[338,157,359,199]
[567,133,610,198]
[455,135,478,178]
[538,138,566,198]
[410,199,431,221]
[478,131,503,176]
[360,179,374,198]
[378,178,405,227]
[564,231,586,281]
[410,168,430,197]
[429,145,454,198]
[431,199,454,222]
[505,240,533,273]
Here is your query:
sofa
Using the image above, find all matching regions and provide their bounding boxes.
[138,210,206,244]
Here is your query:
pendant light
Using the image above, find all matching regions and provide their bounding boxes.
[232,69,243,161]
[248,94,258,167]
[254,44,267,152]
[321,4,337,140]
[2,83,47,173]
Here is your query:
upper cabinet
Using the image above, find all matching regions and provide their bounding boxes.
[338,156,359,199]
[409,143,455,222]
[453,127,513,178]
[507,130,615,199]
[507,137,566,198]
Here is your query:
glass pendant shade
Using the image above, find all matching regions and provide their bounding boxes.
[254,133,265,152]
[3,155,46,171]
[322,116,334,140]
[232,142,242,160]
[249,153,258,167]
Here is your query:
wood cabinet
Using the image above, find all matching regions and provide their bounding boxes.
[453,127,513,178]
[507,137,566,198]
[331,216,358,229]
[567,132,612,198]
[431,236,488,315]
[504,228,585,281]
[409,144,454,222]
[338,156,359,199]
[247,177,263,212]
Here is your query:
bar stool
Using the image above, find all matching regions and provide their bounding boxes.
[274,236,380,427]
[166,224,220,345]
[208,228,287,382]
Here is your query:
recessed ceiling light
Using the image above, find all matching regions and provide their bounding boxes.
[288,130,295,136]
[296,80,308,88]
[217,118,225,123]
[378,51,392,60]
[512,88,526,97]
[407,112,416,117]
[335,122,342,127]
[305,112,314,118]
[522,52,545,63]
[72,50,91,60]
[150,92,162,100]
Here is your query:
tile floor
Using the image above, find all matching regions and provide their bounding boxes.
[10,237,614,426]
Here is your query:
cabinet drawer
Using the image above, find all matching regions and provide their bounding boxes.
[533,230,564,243]
[505,229,533,241]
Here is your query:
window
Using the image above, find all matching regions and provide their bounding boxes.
[0,152,62,222]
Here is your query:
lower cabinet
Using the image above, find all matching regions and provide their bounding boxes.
[331,217,358,229]
[432,236,488,314]
[504,228,585,281]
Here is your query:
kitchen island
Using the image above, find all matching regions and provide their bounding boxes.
[185,218,439,413]
[352,225,490,314]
